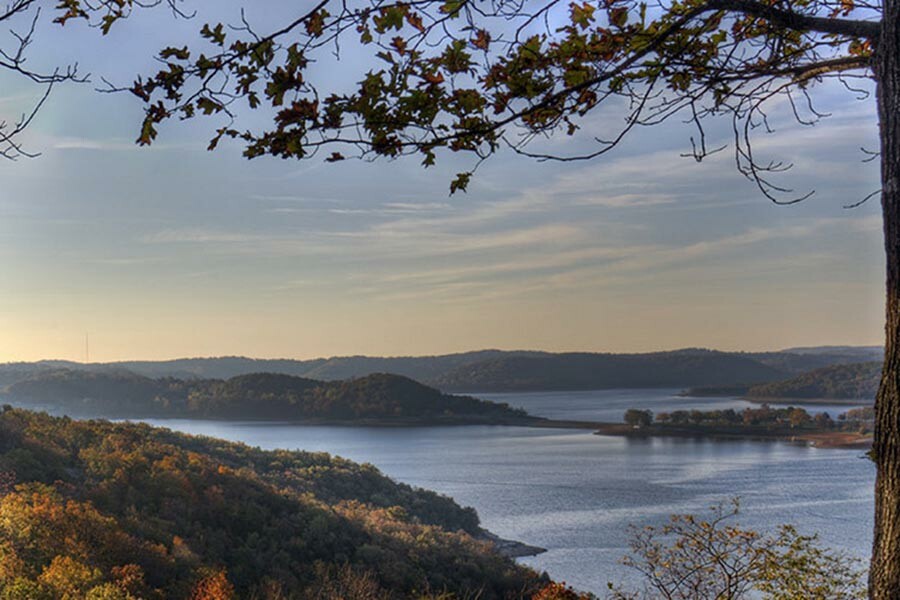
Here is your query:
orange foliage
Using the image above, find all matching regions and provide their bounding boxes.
[190,569,235,600]
[532,582,593,600]
[39,555,102,599]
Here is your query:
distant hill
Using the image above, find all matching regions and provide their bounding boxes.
[1,370,528,423]
[1,350,539,382]
[745,362,881,401]
[0,407,539,598]
[780,345,883,357]
[744,348,883,375]
[429,349,786,392]
[2,346,882,393]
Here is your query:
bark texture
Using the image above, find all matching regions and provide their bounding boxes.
[872,0,900,596]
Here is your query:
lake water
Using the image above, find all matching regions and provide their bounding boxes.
[138,389,875,595]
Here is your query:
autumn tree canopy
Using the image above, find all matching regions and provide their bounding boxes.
[111,0,882,200]
[1,0,881,196]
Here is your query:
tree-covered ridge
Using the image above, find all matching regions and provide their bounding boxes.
[430,350,786,392]
[745,362,881,401]
[2,347,883,393]
[0,407,540,599]
[1,371,529,422]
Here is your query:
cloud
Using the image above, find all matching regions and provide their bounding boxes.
[339,215,879,304]
[48,137,186,152]
[143,228,262,244]
[85,257,164,266]
[382,202,451,211]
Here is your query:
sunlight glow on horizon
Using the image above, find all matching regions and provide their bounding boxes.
[0,15,886,363]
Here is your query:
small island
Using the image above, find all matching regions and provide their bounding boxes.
[593,405,874,449]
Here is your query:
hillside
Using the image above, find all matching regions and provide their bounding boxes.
[2,346,882,393]
[0,408,540,598]
[2,351,533,382]
[1,371,529,423]
[429,349,786,392]
[745,347,883,375]
[745,362,881,401]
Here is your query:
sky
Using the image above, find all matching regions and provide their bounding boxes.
[0,2,887,362]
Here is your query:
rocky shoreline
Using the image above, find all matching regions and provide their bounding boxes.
[479,530,547,558]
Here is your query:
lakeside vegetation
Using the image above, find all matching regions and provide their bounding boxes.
[0,407,543,599]
[610,405,875,448]
[1,371,529,424]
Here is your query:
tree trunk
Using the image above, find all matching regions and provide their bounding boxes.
[871,1,900,597]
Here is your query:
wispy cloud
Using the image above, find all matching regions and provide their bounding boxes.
[85,257,165,266]
[49,137,186,152]
[143,228,262,244]
[382,202,451,212]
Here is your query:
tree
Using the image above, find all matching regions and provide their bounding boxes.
[623,408,653,428]
[788,407,812,428]
[189,569,235,600]
[608,500,865,600]
[532,582,595,600]
[3,0,897,595]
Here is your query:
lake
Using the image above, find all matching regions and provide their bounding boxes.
[138,388,875,595]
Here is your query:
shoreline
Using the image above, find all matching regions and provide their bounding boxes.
[588,422,872,449]
[742,395,869,407]
[478,530,546,558]
[678,388,871,407]
[8,402,872,450]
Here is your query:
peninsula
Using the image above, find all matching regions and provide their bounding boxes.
[0,370,531,425]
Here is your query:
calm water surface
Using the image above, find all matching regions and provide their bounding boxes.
[139,389,874,594]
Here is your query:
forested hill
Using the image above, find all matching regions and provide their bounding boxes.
[0,350,532,383]
[429,350,787,392]
[0,371,528,423]
[1,346,882,393]
[745,362,881,401]
[0,407,540,598]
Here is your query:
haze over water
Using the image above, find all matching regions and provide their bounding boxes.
[138,388,874,594]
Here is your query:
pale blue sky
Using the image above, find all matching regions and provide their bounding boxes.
[0,3,886,361]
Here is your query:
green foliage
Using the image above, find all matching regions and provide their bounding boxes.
[0,408,539,599]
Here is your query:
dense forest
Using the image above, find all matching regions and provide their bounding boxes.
[1,346,883,393]
[0,371,529,423]
[745,362,881,401]
[0,407,545,599]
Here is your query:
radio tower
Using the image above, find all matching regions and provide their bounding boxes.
[85,333,90,364]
